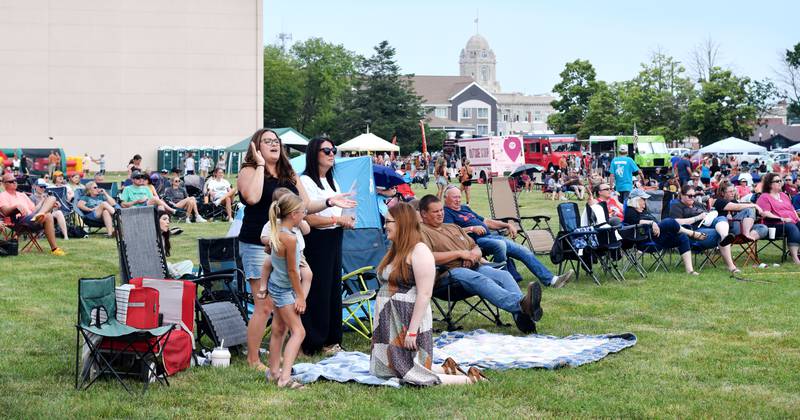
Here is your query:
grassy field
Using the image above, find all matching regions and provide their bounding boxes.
[1,181,799,418]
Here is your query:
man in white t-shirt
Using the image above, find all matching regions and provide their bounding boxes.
[199,154,211,178]
[184,152,196,175]
[205,168,235,220]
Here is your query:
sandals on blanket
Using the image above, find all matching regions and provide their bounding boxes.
[441,357,468,376]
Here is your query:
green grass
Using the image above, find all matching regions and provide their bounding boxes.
[2,182,799,418]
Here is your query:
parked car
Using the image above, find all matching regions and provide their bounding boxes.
[668,147,690,157]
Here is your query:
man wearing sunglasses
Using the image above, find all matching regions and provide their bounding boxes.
[0,173,65,256]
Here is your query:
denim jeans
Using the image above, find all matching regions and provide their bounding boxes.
[446,265,523,314]
[642,218,691,254]
[476,235,554,285]
[774,222,800,246]
[730,208,768,238]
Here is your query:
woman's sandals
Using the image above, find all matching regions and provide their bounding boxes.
[441,357,467,376]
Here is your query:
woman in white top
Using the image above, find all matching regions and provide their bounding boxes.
[184,152,195,175]
[299,136,355,355]
[205,168,234,220]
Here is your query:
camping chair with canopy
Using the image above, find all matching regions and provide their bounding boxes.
[486,176,554,256]
[74,275,174,394]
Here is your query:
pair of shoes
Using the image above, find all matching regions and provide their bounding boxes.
[688,271,700,276]
[551,269,574,289]
[467,367,489,383]
[688,230,708,241]
[322,344,343,355]
[519,282,543,322]
[195,216,207,223]
[186,218,192,224]
[277,378,306,389]
[719,234,735,247]
[441,357,467,375]
[51,247,66,256]
[513,312,537,334]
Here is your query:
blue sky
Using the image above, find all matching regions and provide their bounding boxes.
[264,0,799,94]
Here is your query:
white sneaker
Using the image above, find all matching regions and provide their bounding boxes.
[186,218,193,224]
[195,216,207,223]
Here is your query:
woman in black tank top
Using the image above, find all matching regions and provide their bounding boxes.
[236,128,356,370]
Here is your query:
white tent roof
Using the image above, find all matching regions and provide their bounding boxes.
[337,133,399,152]
[787,143,800,151]
[699,137,767,154]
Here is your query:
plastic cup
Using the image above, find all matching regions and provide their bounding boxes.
[768,227,776,240]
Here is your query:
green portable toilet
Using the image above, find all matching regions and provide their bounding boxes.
[158,146,174,172]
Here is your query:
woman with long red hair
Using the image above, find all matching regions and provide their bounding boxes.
[369,202,486,385]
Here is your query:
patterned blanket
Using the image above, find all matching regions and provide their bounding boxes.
[291,330,636,386]
[433,329,637,370]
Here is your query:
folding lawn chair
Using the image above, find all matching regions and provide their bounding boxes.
[72,189,107,234]
[339,228,385,340]
[487,176,555,256]
[585,202,625,282]
[74,275,174,394]
[758,217,789,263]
[553,202,601,285]
[3,209,44,253]
[431,262,509,332]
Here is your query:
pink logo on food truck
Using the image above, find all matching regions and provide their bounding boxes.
[504,137,521,162]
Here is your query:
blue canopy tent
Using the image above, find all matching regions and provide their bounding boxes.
[290,155,387,336]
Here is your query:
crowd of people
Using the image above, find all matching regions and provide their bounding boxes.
[6,134,800,389]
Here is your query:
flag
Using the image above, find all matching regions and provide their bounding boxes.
[419,120,428,158]
[391,135,397,160]
[633,123,639,150]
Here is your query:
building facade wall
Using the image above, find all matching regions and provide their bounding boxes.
[0,0,263,171]
[450,85,498,135]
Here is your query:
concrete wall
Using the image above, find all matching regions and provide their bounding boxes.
[0,0,263,171]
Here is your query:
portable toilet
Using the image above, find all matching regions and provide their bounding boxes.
[158,146,174,172]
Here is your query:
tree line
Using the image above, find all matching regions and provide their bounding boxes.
[548,42,800,145]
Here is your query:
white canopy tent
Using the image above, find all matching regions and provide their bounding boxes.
[337,133,399,153]
[699,137,767,154]
[787,142,800,152]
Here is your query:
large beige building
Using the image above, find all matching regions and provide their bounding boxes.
[0,0,263,171]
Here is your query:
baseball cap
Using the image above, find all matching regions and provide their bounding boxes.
[36,178,48,187]
[618,145,628,153]
[629,189,651,199]
[53,170,63,177]
[160,168,168,173]
[131,171,147,179]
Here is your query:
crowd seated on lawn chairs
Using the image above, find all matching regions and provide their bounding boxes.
[0,172,66,256]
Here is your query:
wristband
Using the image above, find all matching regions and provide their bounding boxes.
[407,332,417,337]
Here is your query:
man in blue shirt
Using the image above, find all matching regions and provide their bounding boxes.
[675,153,693,186]
[610,146,640,203]
[442,186,573,288]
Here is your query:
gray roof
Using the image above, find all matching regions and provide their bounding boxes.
[750,123,800,142]
[410,75,473,104]
[494,92,555,106]
[425,115,473,130]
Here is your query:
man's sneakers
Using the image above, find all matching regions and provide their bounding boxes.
[195,216,207,223]
[51,247,66,256]
[519,281,543,322]
[550,269,574,289]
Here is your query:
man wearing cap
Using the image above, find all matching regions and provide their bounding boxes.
[119,171,175,214]
[0,173,65,256]
[610,145,641,203]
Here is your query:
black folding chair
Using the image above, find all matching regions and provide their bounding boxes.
[431,262,510,332]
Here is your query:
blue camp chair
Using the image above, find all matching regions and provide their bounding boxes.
[73,189,107,234]
[340,228,386,340]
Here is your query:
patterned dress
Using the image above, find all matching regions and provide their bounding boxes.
[369,265,440,386]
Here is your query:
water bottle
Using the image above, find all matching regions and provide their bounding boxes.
[340,180,358,227]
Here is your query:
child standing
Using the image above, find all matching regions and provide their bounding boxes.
[266,193,307,389]
[258,188,313,300]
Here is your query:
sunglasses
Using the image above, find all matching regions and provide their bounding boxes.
[261,138,281,145]
[384,219,396,225]
[320,147,337,156]
[772,180,783,183]
[598,187,610,192]
[4,180,17,184]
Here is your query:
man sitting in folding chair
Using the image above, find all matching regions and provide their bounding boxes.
[442,186,574,288]
[418,195,542,333]
[0,172,65,256]
[668,184,740,274]
[624,189,698,275]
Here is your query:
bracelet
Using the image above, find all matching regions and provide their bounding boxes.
[325,197,332,207]
[256,164,264,167]
[407,332,417,337]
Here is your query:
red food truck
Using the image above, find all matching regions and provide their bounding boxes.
[522,134,582,172]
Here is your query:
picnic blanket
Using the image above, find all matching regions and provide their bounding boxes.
[433,329,637,370]
[291,330,636,386]
[292,351,401,388]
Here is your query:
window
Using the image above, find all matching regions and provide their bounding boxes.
[477,124,489,136]
[434,107,448,118]
[461,108,471,119]
[477,108,488,119]
[481,50,488,58]
[503,113,508,122]
[481,65,489,81]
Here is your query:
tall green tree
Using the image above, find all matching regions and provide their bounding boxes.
[618,52,694,140]
[683,68,756,145]
[778,42,800,119]
[263,45,302,128]
[334,41,424,153]
[547,59,599,135]
[747,78,782,125]
[291,38,359,135]
[582,81,622,137]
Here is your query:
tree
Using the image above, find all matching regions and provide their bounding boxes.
[263,45,302,128]
[618,51,694,140]
[689,37,723,82]
[746,78,782,126]
[291,38,359,136]
[776,42,800,119]
[547,59,599,135]
[682,68,756,145]
[582,81,621,137]
[334,41,425,153]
